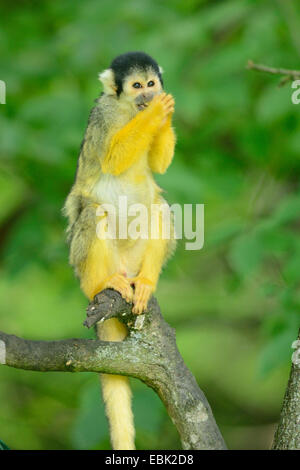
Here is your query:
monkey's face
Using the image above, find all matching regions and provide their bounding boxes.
[122,68,163,111]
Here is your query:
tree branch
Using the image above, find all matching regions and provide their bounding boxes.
[0,289,226,450]
[246,60,300,86]
[246,62,300,449]
[272,330,300,450]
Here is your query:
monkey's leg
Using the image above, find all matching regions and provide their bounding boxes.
[132,204,176,314]
[79,236,135,450]
[131,238,168,315]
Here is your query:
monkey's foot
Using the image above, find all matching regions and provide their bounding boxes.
[132,277,154,315]
[103,273,133,303]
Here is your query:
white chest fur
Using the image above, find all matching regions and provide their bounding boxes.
[93,173,155,209]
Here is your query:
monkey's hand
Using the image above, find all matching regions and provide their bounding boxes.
[102,273,133,304]
[131,277,154,315]
[148,94,176,173]
[150,93,175,124]
[102,93,174,175]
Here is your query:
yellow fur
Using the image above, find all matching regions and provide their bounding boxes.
[97,319,135,450]
[63,57,176,450]
[148,115,176,174]
[102,99,167,175]
[80,245,135,450]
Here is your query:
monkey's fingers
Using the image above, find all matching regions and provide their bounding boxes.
[150,93,174,122]
[166,105,175,114]
[153,92,173,107]
[157,91,167,99]
[151,93,166,109]
[161,93,175,106]
[162,106,174,119]
[161,96,175,117]
[103,273,133,303]
[132,278,153,315]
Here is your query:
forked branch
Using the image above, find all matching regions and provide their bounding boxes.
[0,289,227,450]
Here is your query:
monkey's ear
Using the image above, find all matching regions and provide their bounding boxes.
[159,66,164,74]
[98,68,117,95]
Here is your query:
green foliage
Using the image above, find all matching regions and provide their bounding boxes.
[0,439,10,450]
[71,381,109,450]
[0,0,299,450]
[71,379,168,450]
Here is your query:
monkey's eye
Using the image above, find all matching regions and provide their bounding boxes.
[147,80,155,87]
[132,82,142,89]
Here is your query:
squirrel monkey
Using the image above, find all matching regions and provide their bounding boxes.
[63,51,176,450]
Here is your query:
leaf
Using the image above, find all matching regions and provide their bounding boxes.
[0,169,26,224]
[0,439,10,450]
[283,246,300,284]
[155,162,203,203]
[229,233,264,277]
[259,327,298,376]
[256,84,295,124]
[208,220,243,248]
[269,193,300,226]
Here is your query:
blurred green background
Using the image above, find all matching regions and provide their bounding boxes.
[0,0,299,450]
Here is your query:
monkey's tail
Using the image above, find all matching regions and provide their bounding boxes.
[97,317,135,450]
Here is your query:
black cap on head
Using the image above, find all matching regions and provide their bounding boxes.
[110,51,163,95]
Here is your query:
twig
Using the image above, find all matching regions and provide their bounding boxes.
[247,60,300,86]
[0,289,227,450]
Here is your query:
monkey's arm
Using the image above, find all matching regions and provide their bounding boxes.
[101,102,165,176]
[148,115,176,174]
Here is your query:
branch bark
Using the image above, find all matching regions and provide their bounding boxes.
[0,289,226,450]
[272,331,300,450]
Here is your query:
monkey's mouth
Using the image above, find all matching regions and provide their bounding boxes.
[137,103,148,111]
[136,93,154,111]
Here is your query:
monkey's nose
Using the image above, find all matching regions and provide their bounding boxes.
[141,92,154,102]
